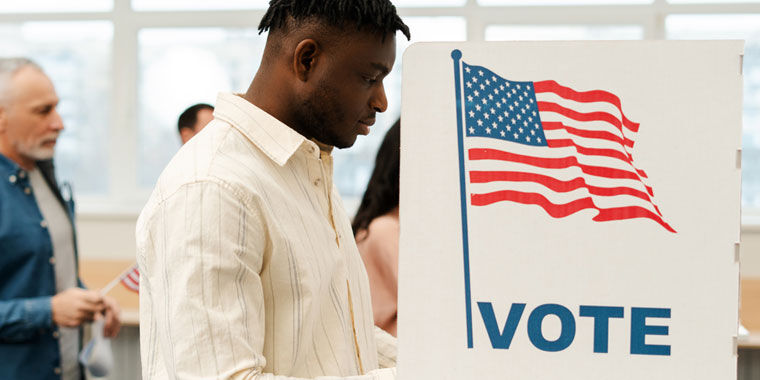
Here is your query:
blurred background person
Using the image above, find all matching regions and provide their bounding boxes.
[0,57,121,380]
[177,103,214,144]
[353,119,400,337]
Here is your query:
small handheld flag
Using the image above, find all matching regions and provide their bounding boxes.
[99,264,139,295]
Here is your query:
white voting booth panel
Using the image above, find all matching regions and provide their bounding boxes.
[398,41,742,380]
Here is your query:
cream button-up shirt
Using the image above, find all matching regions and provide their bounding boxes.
[136,93,396,380]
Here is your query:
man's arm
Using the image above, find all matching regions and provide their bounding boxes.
[0,286,103,343]
[138,180,395,380]
[0,297,53,342]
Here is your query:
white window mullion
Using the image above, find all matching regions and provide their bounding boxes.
[108,0,141,213]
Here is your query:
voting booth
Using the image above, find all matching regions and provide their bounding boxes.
[398,41,742,379]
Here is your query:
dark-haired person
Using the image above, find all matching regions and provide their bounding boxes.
[353,120,400,337]
[177,103,214,144]
[136,1,410,379]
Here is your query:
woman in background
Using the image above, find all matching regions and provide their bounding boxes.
[353,119,400,336]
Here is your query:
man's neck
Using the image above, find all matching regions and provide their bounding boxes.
[244,69,317,143]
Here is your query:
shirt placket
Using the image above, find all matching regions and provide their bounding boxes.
[319,151,341,248]
[306,145,364,374]
[307,147,340,248]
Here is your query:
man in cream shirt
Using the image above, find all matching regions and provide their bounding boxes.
[136,1,410,379]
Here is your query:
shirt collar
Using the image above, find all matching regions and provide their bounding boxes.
[0,153,22,182]
[213,92,331,166]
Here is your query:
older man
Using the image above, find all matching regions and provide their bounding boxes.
[0,58,121,380]
[136,1,410,379]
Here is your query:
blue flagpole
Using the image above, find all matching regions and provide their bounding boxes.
[451,49,474,349]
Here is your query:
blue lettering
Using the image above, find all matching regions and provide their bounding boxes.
[579,305,624,353]
[630,307,671,356]
[527,304,575,352]
[477,302,525,349]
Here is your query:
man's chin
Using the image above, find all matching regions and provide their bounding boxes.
[25,148,56,162]
[334,136,358,149]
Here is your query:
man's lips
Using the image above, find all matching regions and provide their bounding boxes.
[358,118,375,135]
[41,137,58,147]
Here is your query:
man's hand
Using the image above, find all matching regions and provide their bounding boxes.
[102,296,121,338]
[51,288,105,327]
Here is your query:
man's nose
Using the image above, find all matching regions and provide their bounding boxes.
[370,83,388,113]
[50,110,64,131]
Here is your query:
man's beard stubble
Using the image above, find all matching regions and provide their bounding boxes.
[294,83,353,149]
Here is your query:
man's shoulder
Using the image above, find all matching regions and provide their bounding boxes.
[144,119,284,211]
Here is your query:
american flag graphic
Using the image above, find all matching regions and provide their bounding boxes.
[460,61,675,233]
[120,265,139,293]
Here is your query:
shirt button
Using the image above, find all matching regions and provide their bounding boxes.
[18,171,26,179]
[313,178,321,186]
[49,257,56,265]
[24,187,31,195]
[8,174,17,184]
[54,367,61,375]
[52,331,60,339]
[40,220,48,228]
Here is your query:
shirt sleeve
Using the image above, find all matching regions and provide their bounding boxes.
[138,180,394,380]
[0,296,53,343]
[374,326,397,369]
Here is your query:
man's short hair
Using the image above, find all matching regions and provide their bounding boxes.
[178,103,214,133]
[258,0,411,41]
[0,58,43,104]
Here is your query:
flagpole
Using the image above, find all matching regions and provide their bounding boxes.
[99,263,137,296]
[452,49,474,349]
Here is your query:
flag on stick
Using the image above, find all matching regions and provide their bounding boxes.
[458,59,675,232]
[100,263,139,295]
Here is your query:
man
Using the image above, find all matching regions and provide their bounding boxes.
[0,58,121,380]
[177,103,214,144]
[136,1,409,379]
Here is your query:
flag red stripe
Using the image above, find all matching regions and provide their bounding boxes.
[534,80,640,133]
[120,266,140,293]
[542,121,635,148]
[468,148,648,184]
[545,138,645,173]
[121,277,139,292]
[470,189,675,232]
[469,170,655,204]
[122,278,138,288]
[537,101,633,139]
[123,274,138,285]
[546,138,648,179]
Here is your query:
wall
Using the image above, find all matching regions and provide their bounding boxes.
[76,214,760,275]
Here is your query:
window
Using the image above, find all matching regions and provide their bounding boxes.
[666,14,760,208]
[479,0,652,4]
[0,0,757,222]
[0,21,112,194]
[131,0,266,11]
[0,0,112,13]
[485,25,644,41]
[137,28,266,188]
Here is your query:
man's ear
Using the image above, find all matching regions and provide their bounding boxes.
[179,128,194,144]
[293,39,320,82]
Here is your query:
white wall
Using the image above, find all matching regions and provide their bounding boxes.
[77,214,760,276]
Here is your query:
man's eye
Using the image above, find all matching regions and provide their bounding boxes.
[364,76,378,84]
